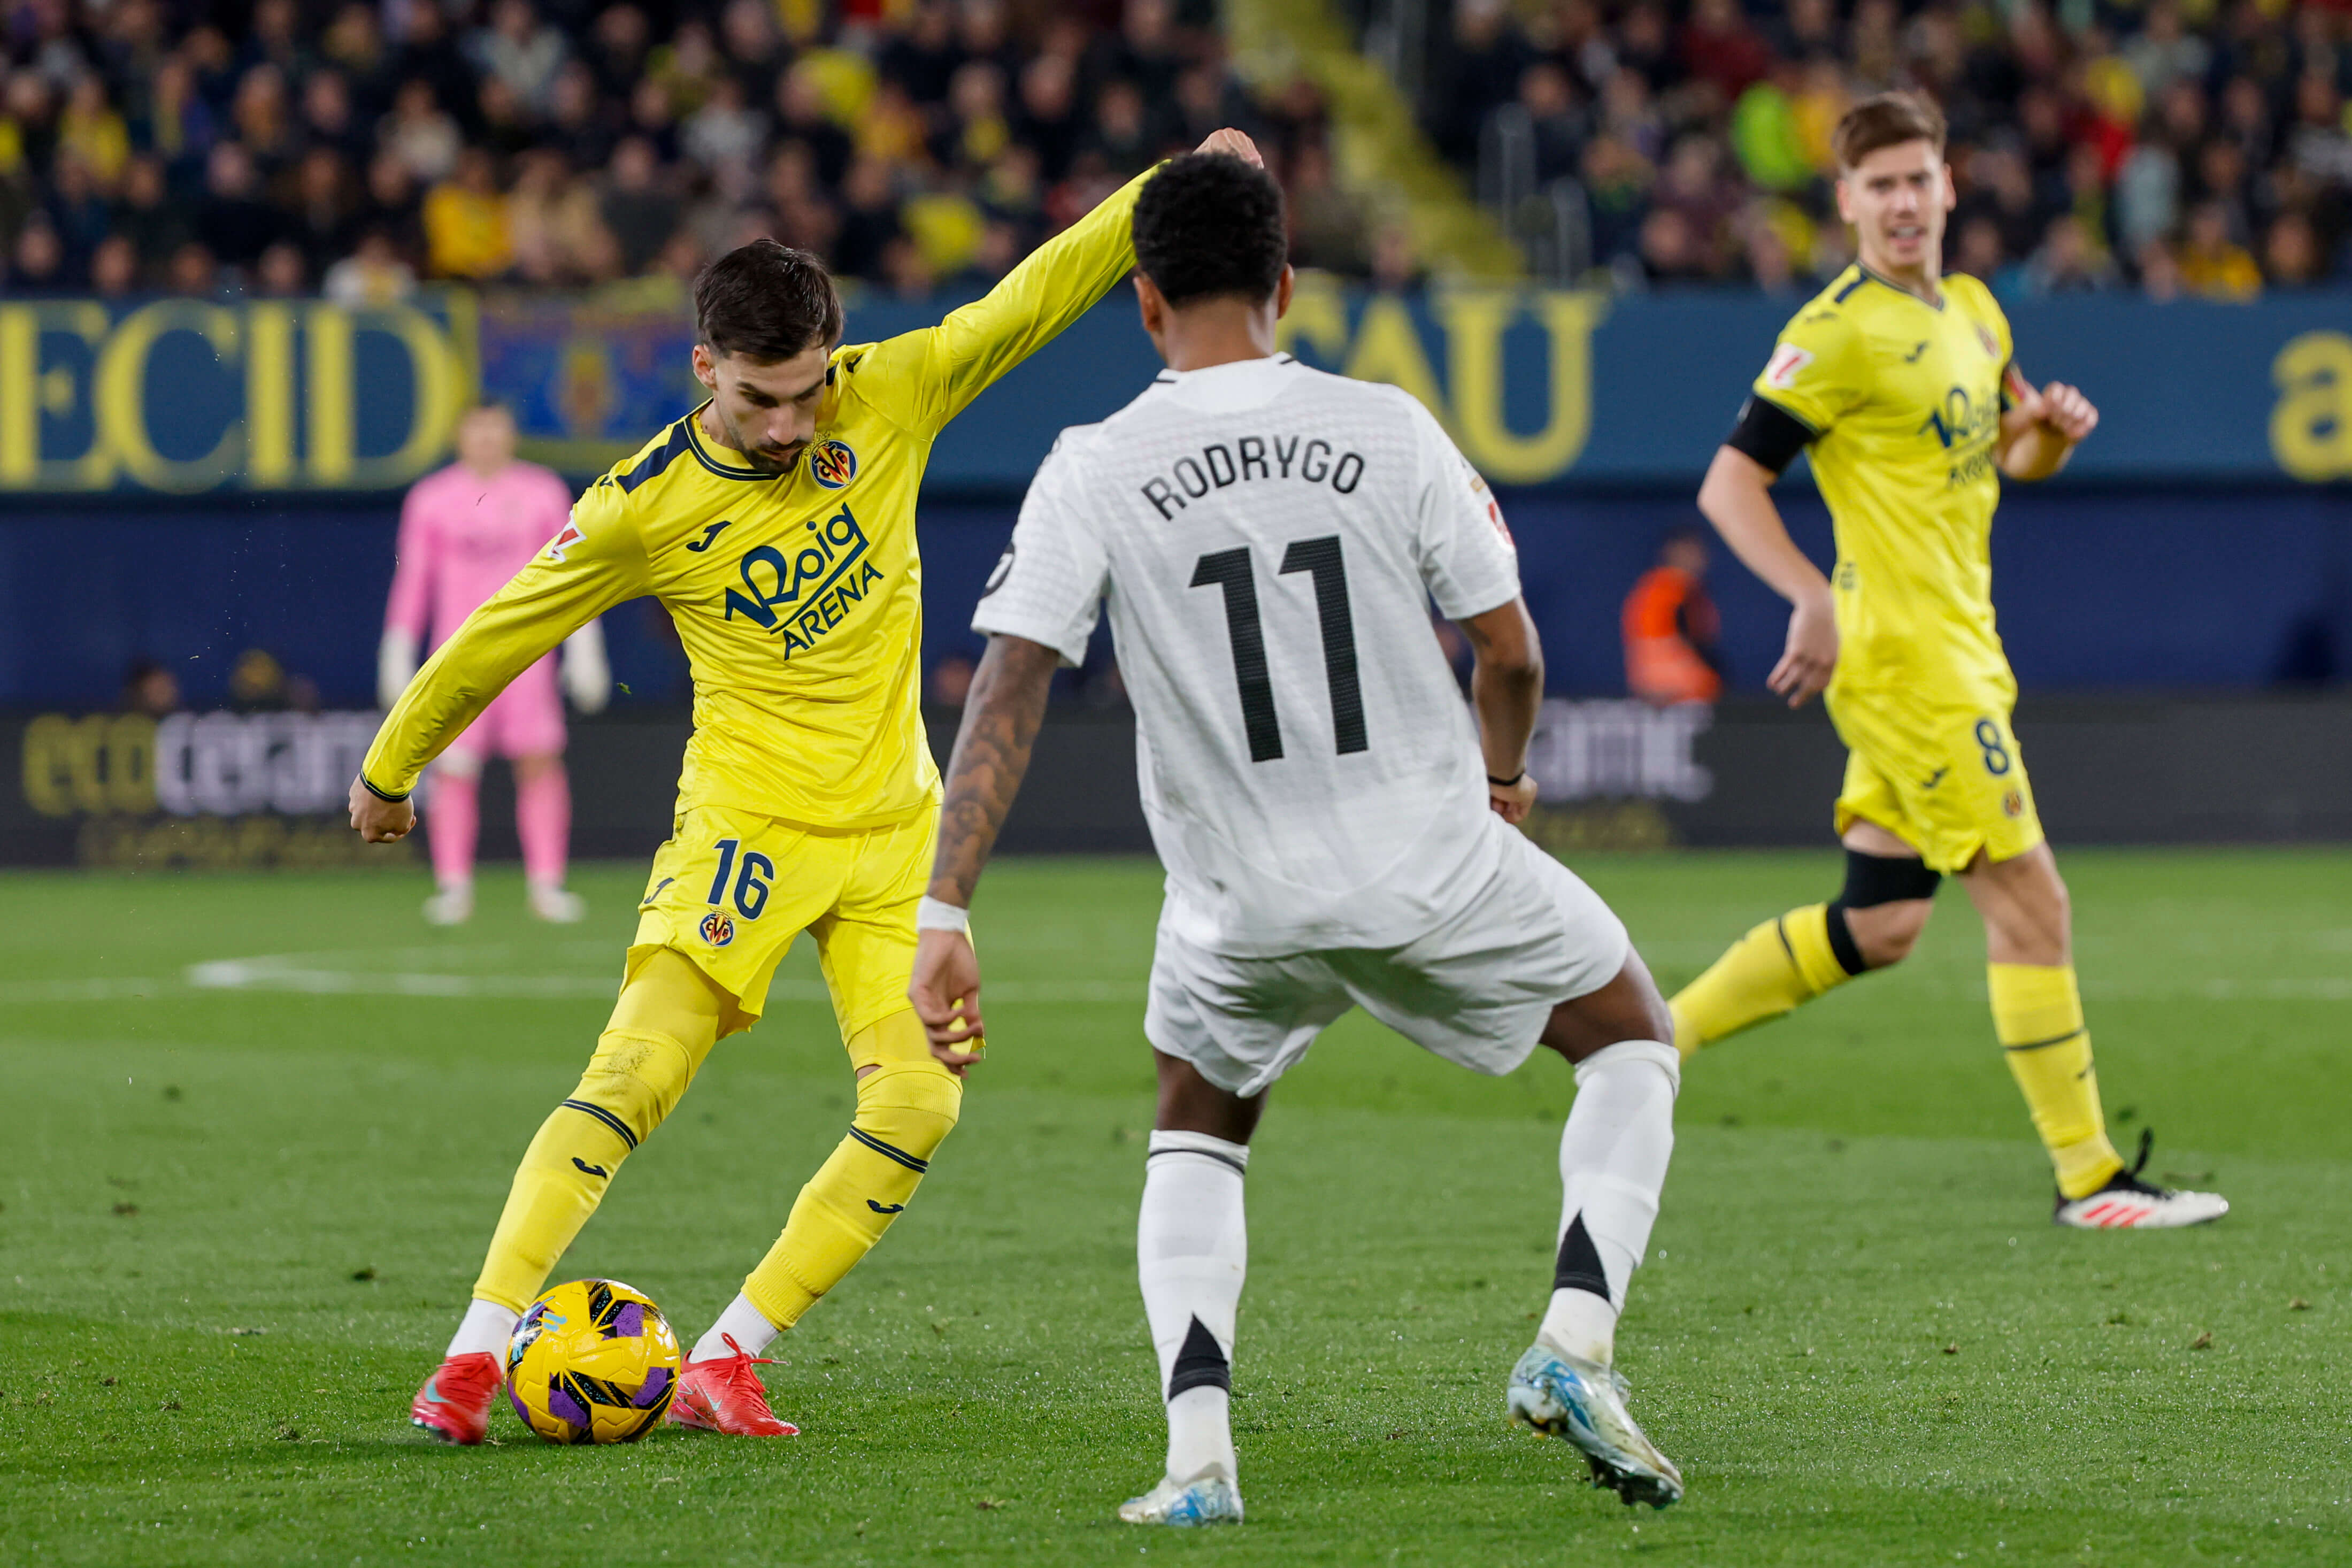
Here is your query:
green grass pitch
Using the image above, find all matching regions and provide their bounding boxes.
[2,849,2347,1565]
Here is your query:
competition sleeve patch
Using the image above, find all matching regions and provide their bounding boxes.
[1763,343,1814,389]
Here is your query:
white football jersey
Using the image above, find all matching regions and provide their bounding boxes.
[973,354,1524,955]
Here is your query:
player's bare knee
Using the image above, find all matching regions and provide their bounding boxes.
[1154,1050,1263,1144]
[1543,949,1673,1062]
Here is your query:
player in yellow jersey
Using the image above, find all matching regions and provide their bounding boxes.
[356,128,1267,1444]
[1673,94,2226,1230]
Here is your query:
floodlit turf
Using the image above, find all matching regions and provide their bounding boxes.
[2,849,2347,1566]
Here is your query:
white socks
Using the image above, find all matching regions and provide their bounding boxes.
[1138,1129,1250,1486]
[452,1294,783,1366]
[691,1293,782,1362]
[1538,1039,1679,1368]
[447,1298,520,1359]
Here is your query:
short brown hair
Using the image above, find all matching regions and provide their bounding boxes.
[1831,92,1947,172]
[694,239,843,362]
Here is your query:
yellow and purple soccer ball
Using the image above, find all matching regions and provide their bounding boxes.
[504,1278,681,1444]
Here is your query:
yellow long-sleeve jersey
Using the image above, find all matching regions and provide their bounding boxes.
[1749,264,2016,709]
[362,167,1151,829]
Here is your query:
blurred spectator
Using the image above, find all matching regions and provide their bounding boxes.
[11,212,68,289]
[228,648,320,714]
[1287,140,1366,274]
[2023,214,2120,294]
[121,657,181,718]
[2177,199,2262,301]
[600,135,679,274]
[468,0,568,114]
[382,79,462,185]
[194,142,280,269]
[89,230,137,294]
[286,147,360,273]
[323,227,418,303]
[422,145,511,278]
[165,240,217,295]
[1623,527,1723,706]
[2262,210,2325,288]
[1520,62,1588,187]
[257,240,308,295]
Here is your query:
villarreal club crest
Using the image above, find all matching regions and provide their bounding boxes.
[505,1278,682,1443]
[808,439,857,489]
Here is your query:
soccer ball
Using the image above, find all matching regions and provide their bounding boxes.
[505,1278,681,1444]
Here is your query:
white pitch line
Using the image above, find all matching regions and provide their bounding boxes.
[0,977,172,1002]
[179,954,1146,1005]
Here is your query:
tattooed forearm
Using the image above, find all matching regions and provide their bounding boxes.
[928,634,1061,908]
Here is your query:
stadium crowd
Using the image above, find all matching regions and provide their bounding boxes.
[1423,0,2352,294]
[1,0,2345,298]
[0,0,1396,298]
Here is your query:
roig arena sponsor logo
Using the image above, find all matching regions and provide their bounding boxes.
[722,503,886,660]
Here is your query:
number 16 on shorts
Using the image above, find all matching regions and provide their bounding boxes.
[699,837,773,947]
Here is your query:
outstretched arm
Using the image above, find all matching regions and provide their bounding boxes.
[350,487,647,842]
[900,130,1263,433]
[1697,444,1838,707]
[1996,367,2097,481]
[908,633,1062,1071]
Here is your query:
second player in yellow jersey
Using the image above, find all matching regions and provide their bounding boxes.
[1672,91,2225,1232]
[1755,263,2040,872]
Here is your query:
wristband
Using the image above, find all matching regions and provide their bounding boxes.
[916,895,970,933]
[359,774,411,803]
[1487,770,1527,788]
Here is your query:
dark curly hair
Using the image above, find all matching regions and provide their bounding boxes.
[695,239,844,362]
[1132,153,1289,307]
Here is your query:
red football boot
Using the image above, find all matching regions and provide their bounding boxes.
[410,1352,502,1444]
[667,1335,801,1436]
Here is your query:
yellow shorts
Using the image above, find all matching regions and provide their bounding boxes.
[629,803,938,1041]
[1826,692,2044,873]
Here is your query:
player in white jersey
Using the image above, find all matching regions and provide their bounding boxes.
[908,153,1686,1523]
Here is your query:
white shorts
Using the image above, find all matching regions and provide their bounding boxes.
[1144,833,1632,1097]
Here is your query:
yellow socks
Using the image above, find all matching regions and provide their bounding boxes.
[1669,903,1859,1059]
[1989,962,2124,1199]
[742,1011,963,1330]
[472,949,721,1312]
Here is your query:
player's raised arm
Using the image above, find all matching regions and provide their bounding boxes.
[349,483,649,841]
[881,130,1264,435]
[1995,364,2099,481]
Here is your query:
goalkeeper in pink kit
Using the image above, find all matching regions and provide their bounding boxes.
[380,403,611,924]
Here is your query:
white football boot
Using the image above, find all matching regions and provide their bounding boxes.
[2054,1131,2227,1229]
[1117,1472,1243,1526]
[421,884,474,926]
[527,883,587,923]
[1508,1344,1684,1509]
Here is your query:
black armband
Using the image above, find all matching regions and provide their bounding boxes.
[1724,395,1816,475]
[358,774,410,803]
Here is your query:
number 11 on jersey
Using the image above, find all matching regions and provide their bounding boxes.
[1190,535,1369,764]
